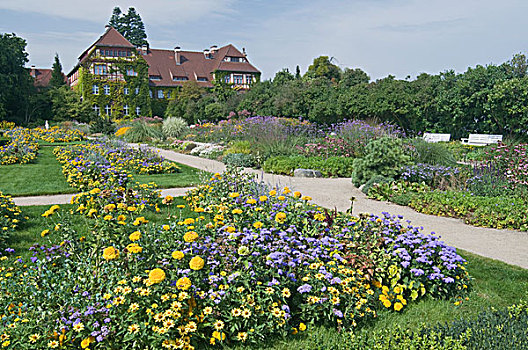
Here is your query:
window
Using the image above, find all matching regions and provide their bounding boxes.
[157,90,164,99]
[231,57,241,62]
[94,64,107,75]
[123,87,129,95]
[92,85,99,95]
[135,88,139,95]
[166,90,171,99]
[224,75,231,84]
[136,106,141,115]
[246,75,253,84]
[123,105,129,116]
[149,90,153,98]
[150,75,162,81]
[105,50,110,56]
[126,68,137,76]
[104,105,111,116]
[103,85,110,95]
[234,75,244,85]
[197,77,208,82]
[127,51,131,57]
[173,76,188,81]
[92,105,100,115]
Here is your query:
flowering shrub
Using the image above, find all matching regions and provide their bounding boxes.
[400,163,462,190]
[0,191,24,247]
[1,128,39,165]
[0,169,470,348]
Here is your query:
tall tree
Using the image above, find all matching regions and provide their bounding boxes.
[123,7,148,47]
[305,56,341,81]
[0,33,33,124]
[108,7,124,32]
[49,53,65,88]
[295,65,301,79]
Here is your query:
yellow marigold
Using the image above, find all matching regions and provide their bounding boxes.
[253,221,263,229]
[283,187,292,194]
[246,198,257,204]
[232,208,243,214]
[103,247,119,261]
[301,195,312,201]
[80,336,94,349]
[269,190,277,196]
[225,226,236,233]
[275,212,287,224]
[394,302,403,311]
[229,192,240,198]
[189,256,205,270]
[129,231,141,242]
[148,268,166,284]
[169,251,183,261]
[259,195,268,202]
[41,229,50,237]
[162,225,170,231]
[126,243,143,254]
[183,218,195,225]
[299,323,306,331]
[183,231,198,243]
[89,188,101,195]
[294,191,301,198]
[176,277,192,290]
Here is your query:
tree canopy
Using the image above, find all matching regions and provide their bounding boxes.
[107,7,148,47]
[49,54,66,88]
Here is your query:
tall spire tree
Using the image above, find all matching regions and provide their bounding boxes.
[108,7,124,32]
[124,7,148,47]
[49,53,65,88]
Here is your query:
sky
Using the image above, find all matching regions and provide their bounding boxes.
[1,0,528,81]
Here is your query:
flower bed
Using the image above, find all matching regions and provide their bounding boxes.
[0,169,469,348]
[32,126,86,143]
[0,128,39,165]
[0,191,24,247]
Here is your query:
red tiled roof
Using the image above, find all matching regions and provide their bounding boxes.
[143,44,260,87]
[78,26,133,62]
[30,68,52,87]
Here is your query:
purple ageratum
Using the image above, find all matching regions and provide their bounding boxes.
[297,284,312,294]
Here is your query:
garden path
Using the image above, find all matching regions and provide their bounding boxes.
[13,145,528,269]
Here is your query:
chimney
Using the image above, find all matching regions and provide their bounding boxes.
[174,46,181,65]
[140,44,149,55]
[242,48,247,57]
[210,45,218,54]
[203,48,210,59]
[30,65,36,77]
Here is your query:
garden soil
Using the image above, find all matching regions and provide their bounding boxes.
[14,144,528,270]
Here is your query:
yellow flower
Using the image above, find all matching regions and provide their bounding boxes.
[80,336,94,349]
[394,302,403,311]
[89,188,101,195]
[229,192,240,198]
[274,212,286,224]
[129,231,141,242]
[183,231,198,242]
[246,198,257,204]
[41,229,50,237]
[183,218,195,225]
[293,191,301,198]
[225,226,236,233]
[162,225,170,231]
[253,221,263,229]
[232,208,243,214]
[259,195,268,202]
[382,299,392,308]
[189,256,205,270]
[283,187,292,194]
[299,322,306,331]
[301,195,312,201]
[212,330,226,341]
[148,268,166,284]
[269,190,277,196]
[103,247,119,261]
[127,206,137,212]
[126,243,143,254]
[176,277,192,290]
[172,251,184,260]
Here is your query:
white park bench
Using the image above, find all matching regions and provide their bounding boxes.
[423,133,451,143]
[461,134,502,146]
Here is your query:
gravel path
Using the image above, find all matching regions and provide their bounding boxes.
[14,144,528,269]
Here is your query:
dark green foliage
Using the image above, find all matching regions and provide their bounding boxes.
[107,7,148,47]
[50,86,96,123]
[361,175,394,194]
[90,116,115,135]
[351,137,411,186]
[305,56,341,81]
[0,33,33,124]
[263,155,355,177]
[222,153,256,168]
[408,138,456,166]
[49,54,66,88]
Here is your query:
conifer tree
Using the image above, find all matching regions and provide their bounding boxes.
[108,7,124,33]
[123,7,148,47]
[49,53,65,88]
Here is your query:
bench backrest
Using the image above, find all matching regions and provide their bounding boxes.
[423,133,451,143]
[468,134,502,144]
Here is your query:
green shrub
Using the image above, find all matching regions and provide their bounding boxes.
[362,175,394,194]
[162,117,188,138]
[90,117,115,135]
[124,121,164,143]
[222,153,256,167]
[409,138,457,166]
[223,140,252,155]
[352,137,411,187]
[263,156,355,177]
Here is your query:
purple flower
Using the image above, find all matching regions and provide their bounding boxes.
[297,284,312,294]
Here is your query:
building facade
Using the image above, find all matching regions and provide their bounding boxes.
[67,26,261,119]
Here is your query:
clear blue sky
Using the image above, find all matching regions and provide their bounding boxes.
[1,0,527,80]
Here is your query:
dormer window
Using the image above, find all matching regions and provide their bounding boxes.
[223,57,246,63]
[197,77,208,82]
[150,75,162,81]
[173,77,188,81]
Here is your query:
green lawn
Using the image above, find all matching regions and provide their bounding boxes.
[0,145,205,197]
[0,146,76,196]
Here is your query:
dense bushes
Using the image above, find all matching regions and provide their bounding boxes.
[263,155,355,177]
[351,137,411,186]
[162,117,188,138]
